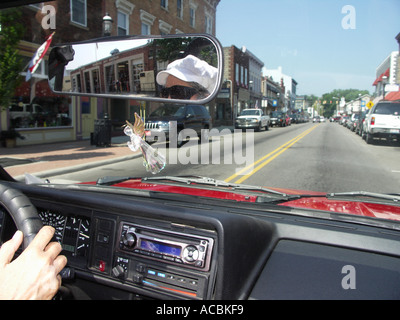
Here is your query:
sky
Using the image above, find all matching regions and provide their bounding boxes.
[216,0,400,97]
[66,39,150,71]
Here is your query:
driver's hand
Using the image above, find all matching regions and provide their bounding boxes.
[0,226,67,300]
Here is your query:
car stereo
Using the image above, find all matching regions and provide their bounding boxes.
[116,222,214,271]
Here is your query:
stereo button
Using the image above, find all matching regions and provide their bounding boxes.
[122,231,137,248]
[183,246,199,262]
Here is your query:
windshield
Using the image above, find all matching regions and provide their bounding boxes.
[0,0,399,209]
[240,110,260,116]
[149,105,185,117]
[374,102,400,115]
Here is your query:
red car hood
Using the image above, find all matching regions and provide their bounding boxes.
[84,179,400,222]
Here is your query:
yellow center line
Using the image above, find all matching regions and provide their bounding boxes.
[225,124,320,184]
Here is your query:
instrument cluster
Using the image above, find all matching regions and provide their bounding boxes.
[38,209,91,260]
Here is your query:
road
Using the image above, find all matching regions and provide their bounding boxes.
[50,122,400,194]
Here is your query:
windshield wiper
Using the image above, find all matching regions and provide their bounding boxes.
[327,191,400,203]
[142,175,291,198]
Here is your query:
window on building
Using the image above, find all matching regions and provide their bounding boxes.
[177,0,183,19]
[92,69,100,93]
[190,7,196,28]
[141,23,150,35]
[161,0,168,10]
[159,20,172,35]
[105,65,116,92]
[70,0,87,27]
[140,10,155,35]
[118,11,128,36]
[235,63,239,83]
[117,61,129,92]
[115,0,134,34]
[132,60,144,93]
[205,14,213,34]
[84,71,91,93]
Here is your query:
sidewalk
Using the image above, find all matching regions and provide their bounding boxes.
[1,125,234,180]
[1,136,139,180]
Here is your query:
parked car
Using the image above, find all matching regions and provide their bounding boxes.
[346,113,360,131]
[270,111,286,127]
[144,104,212,144]
[363,101,400,144]
[9,103,44,127]
[355,111,367,136]
[340,116,349,126]
[313,116,320,123]
[333,116,342,122]
[235,108,270,131]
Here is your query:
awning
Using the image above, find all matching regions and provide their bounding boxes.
[372,68,390,86]
[385,91,400,101]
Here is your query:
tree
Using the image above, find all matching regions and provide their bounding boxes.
[320,89,369,118]
[0,9,25,111]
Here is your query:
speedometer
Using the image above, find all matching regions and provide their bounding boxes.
[38,210,66,243]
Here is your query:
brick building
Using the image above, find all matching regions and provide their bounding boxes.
[105,0,219,36]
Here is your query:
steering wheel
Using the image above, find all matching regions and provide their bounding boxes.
[0,183,43,249]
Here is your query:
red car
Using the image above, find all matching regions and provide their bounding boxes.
[1,0,400,303]
[284,114,291,126]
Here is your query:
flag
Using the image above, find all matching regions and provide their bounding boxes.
[25,32,55,81]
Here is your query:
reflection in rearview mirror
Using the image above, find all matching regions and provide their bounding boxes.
[48,34,223,104]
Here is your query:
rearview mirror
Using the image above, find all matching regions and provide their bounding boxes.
[48,34,223,104]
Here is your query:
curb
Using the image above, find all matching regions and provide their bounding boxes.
[15,153,142,181]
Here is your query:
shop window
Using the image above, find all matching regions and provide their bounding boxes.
[11,79,71,128]
[132,60,144,93]
[117,61,129,92]
[105,65,115,92]
[84,71,91,93]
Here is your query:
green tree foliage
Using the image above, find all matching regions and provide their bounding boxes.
[0,9,25,110]
[320,89,370,118]
[154,37,218,67]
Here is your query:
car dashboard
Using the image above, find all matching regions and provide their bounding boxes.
[1,181,400,300]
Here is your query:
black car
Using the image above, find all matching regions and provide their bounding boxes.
[270,111,286,127]
[144,104,212,145]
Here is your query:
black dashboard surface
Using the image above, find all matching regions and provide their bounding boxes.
[1,182,400,300]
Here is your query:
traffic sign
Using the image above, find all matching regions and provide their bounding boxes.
[366,101,374,109]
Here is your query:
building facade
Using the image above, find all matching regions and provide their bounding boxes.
[263,66,297,112]
[372,51,399,103]
[261,76,284,114]
[215,45,265,126]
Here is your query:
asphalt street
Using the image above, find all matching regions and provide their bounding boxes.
[48,122,400,194]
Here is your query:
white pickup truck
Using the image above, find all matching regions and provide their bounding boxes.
[235,108,270,131]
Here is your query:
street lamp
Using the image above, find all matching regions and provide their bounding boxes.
[103,13,113,36]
